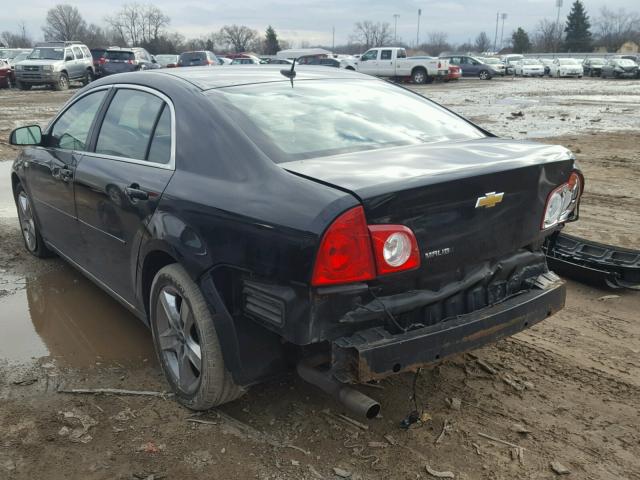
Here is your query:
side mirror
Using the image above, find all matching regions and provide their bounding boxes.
[151,56,157,64]
[10,125,42,146]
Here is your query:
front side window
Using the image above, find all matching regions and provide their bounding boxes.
[49,90,107,151]
[213,79,485,162]
[361,50,378,61]
[95,89,167,161]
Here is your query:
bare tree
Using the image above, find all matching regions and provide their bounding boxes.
[42,4,87,41]
[594,7,640,51]
[1,22,32,48]
[474,32,492,52]
[218,25,259,52]
[532,19,563,52]
[351,21,392,49]
[419,32,451,56]
[105,3,170,46]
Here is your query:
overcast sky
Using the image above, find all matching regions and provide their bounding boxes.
[2,0,638,47]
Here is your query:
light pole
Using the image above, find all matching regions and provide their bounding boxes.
[332,26,335,51]
[500,13,507,51]
[417,9,421,47]
[393,14,400,44]
[493,12,499,52]
[555,0,563,52]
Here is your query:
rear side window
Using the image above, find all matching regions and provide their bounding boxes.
[72,46,83,58]
[380,50,392,60]
[147,106,171,164]
[95,89,166,161]
[50,90,107,151]
[105,51,135,61]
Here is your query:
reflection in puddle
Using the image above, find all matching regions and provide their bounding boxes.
[0,161,17,217]
[0,265,156,367]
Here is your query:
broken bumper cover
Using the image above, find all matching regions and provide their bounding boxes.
[332,275,565,383]
[544,233,640,289]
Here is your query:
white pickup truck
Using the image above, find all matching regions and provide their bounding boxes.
[340,47,449,83]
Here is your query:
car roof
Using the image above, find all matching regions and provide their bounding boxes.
[145,65,373,90]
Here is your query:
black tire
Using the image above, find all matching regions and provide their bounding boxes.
[478,70,491,80]
[16,81,32,90]
[54,72,69,91]
[14,183,54,258]
[82,69,94,86]
[411,67,427,84]
[150,264,245,410]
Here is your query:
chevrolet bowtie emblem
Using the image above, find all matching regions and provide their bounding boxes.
[475,192,504,208]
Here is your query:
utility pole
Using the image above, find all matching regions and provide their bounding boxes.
[555,0,563,52]
[417,9,421,47]
[393,14,400,44]
[332,26,335,51]
[500,13,507,51]
[493,12,499,53]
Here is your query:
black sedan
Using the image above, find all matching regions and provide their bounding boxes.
[9,67,582,417]
[582,57,605,77]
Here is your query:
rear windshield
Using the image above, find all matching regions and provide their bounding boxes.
[210,79,485,162]
[179,52,206,63]
[558,59,578,65]
[28,47,64,60]
[105,51,135,60]
[618,59,636,66]
[91,49,107,59]
[587,58,604,64]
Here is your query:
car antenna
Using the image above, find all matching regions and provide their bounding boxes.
[280,58,296,86]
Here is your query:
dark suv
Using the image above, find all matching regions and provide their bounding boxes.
[100,47,159,77]
[177,51,218,67]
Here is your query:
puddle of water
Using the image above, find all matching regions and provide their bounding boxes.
[0,265,156,368]
[0,161,16,217]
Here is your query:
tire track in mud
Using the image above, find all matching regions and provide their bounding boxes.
[496,338,640,404]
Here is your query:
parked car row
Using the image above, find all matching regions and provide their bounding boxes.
[505,55,639,79]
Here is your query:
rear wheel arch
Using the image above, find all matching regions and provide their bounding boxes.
[140,249,178,320]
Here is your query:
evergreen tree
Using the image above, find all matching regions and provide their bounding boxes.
[264,25,280,55]
[563,0,592,52]
[511,27,531,53]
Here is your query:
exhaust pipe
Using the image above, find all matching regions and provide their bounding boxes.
[297,356,381,419]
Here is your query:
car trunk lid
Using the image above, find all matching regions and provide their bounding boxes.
[283,139,575,281]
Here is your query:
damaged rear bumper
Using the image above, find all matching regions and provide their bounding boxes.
[332,274,565,383]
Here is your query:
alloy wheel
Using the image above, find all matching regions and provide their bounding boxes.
[17,192,37,251]
[156,286,203,394]
[413,71,425,84]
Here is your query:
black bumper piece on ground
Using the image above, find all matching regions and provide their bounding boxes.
[545,233,640,289]
[332,274,565,383]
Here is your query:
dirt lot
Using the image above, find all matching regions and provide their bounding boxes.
[1,78,639,480]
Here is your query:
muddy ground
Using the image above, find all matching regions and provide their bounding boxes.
[0,78,639,480]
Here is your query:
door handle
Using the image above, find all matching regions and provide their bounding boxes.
[125,184,149,201]
[60,167,73,182]
[53,166,73,182]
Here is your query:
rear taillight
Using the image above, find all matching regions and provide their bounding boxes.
[311,206,420,286]
[541,171,583,230]
[311,206,375,286]
[438,61,441,68]
[99,57,106,64]
[207,60,215,65]
[127,59,135,64]
[368,225,420,275]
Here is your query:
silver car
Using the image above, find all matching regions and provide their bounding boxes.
[14,41,95,91]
